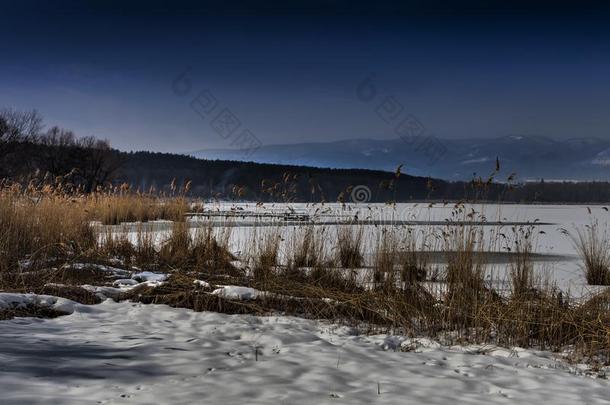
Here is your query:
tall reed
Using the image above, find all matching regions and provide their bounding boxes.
[570,220,610,285]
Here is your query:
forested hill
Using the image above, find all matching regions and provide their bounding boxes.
[117,151,610,204]
[3,138,610,203]
[118,150,461,202]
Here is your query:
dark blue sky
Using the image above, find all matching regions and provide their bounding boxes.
[2,0,610,152]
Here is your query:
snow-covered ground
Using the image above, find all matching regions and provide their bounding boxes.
[1,300,608,404]
[4,202,603,404]
[0,293,81,314]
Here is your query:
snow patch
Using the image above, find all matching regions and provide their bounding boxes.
[211,286,262,300]
[113,279,140,287]
[132,271,168,283]
[194,280,211,288]
[67,263,132,277]
[0,293,80,314]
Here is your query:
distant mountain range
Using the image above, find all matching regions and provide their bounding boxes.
[191,135,610,181]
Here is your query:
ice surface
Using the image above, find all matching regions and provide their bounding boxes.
[100,202,610,296]
[187,202,610,295]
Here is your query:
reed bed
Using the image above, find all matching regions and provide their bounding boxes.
[0,183,609,365]
[90,191,189,225]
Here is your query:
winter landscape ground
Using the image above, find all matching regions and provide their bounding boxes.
[1,190,610,404]
[4,1,610,403]
[1,300,609,405]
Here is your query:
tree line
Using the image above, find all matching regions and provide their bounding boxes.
[2,108,610,203]
[0,109,121,192]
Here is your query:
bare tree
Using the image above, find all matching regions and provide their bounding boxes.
[40,126,76,147]
[77,136,122,192]
[33,130,121,191]
[0,108,43,143]
[0,109,44,178]
[0,110,121,189]
[36,126,78,177]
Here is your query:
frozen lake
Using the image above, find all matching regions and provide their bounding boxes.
[103,202,610,297]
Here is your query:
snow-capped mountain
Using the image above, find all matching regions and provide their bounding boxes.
[190,135,610,181]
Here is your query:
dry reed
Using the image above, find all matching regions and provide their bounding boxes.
[0,182,609,364]
[570,220,610,285]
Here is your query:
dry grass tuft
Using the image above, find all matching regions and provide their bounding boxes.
[508,225,536,295]
[1,181,609,364]
[373,229,398,289]
[252,229,281,285]
[570,220,610,285]
[398,228,429,284]
[90,187,190,225]
[289,226,322,268]
[336,226,364,268]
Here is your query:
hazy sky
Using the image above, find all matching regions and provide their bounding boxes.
[2,0,610,152]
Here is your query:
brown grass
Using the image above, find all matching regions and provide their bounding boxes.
[289,225,322,268]
[570,220,610,285]
[336,226,364,268]
[398,228,429,284]
[373,229,398,289]
[508,225,536,295]
[251,229,281,285]
[89,182,190,225]
[0,182,609,364]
